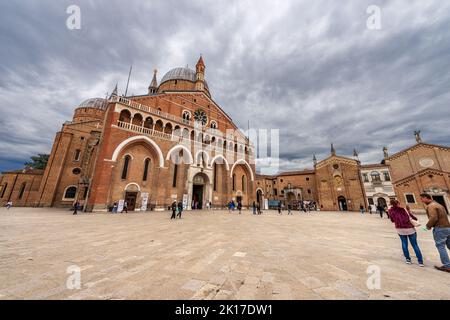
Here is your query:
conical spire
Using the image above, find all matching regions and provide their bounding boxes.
[196,54,205,67]
[111,83,118,98]
[313,154,317,166]
[149,69,158,95]
[331,143,336,156]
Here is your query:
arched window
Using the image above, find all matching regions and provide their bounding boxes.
[182,111,191,121]
[0,183,8,198]
[232,174,236,191]
[143,158,151,181]
[144,117,153,129]
[64,186,77,200]
[122,155,131,180]
[132,113,143,126]
[119,109,132,123]
[18,183,26,200]
[210,121,217,129]
[371,171,381,182]
[242,175,246,193]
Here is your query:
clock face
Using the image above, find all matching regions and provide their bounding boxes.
[194,109,208,125]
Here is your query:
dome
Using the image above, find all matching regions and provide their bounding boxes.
[77,98,108,110]
[160,67,197,84]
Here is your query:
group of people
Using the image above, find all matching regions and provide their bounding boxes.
[252,201,263,215]
[388,194,450,273]
[109,201,128,214]
[227,200,244,214]
[170,201,184,219]
[277,200,317,215]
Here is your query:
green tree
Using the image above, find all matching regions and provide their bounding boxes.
[25,154,49,170]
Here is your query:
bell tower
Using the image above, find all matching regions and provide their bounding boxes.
[195,55,205,92]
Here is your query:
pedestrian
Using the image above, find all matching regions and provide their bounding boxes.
[278,201,282,215]
[257,202,262,215]
[6,201,13,210]
[237,201,242,214]
[252,201,257,215]
[360,204,365,215]
[420,194,450,273]
[177,201,183,219]
[123,201,128,214]
[206,201,210,211]
[287,203,292,215]
[73,201,79,215]
[170,201,177,220]
[388,200,424,267]
[377,205,384,218]
[112,202,118,214]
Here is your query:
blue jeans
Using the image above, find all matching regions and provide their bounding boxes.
[433,228,450,268]
[399,233,423,264]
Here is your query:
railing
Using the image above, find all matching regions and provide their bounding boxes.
[115,120,253,161]
[110,95,193,127]
[117,121,176,142]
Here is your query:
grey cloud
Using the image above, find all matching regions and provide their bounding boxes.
[1,0,449,172]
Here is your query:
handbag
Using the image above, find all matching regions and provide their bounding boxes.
[405,209,421,227]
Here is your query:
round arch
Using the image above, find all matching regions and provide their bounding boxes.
[230,159,255,181]
[210,154,230,171]
[166,145,194,164]
[124,182,141,192]
[111,136,165,168]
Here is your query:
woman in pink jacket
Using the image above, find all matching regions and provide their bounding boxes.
[388,200,424,266]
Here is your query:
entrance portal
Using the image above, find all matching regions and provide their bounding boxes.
[125,192,138,211]
[432,195,449,214]
[192,185,204,210]
[338,196,348,211]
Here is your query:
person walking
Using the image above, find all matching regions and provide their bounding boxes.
[6,201,13,210]
[377,205,384,218]
[420,194,450,273]
[287,203,292,215]
[252,201,257,215]
[177,201,183,219]
[359,204,365,215]
[257,202,262,215]
[237,201,242,215]
[170,201,177,220]
[388,200,424,266]
[278,201,282,215]
[73,201,79,215]
[122,201,128,214]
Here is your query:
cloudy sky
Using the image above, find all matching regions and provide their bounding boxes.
[1,0,449,173]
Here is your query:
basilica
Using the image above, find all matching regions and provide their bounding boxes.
[1,57,450,214]
[0,57,256,211]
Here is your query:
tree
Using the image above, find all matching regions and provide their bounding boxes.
[25,154,49,170]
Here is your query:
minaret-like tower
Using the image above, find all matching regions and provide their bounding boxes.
[195,55,205,92]
[148,69,158,95]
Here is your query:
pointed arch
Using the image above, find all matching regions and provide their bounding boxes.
[111,135,165,168]
[210,154,230,171]
[195,150,210,167]
[230,159,254,181]
[166,145,194,164]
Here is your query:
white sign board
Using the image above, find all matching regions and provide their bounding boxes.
[141,193,149,211]
[182,194,189,210]
[118,199,125,213]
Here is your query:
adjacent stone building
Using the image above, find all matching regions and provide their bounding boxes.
[360,163,396,210]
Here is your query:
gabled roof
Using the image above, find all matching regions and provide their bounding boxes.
[387,142,450,161]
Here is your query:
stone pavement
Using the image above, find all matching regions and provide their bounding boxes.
[0,208,449,300]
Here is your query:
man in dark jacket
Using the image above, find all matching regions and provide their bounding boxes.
[177,201,183,219]
[170,201,177,220]
[421,194,450,273]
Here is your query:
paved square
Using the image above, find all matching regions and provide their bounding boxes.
[0,208,449,300]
